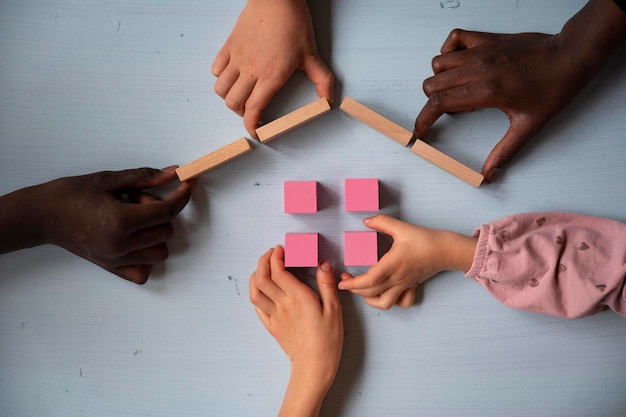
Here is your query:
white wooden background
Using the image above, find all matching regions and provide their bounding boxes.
[1,1,625,416]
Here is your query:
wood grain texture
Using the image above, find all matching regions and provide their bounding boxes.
[176,137,252,181]
[411,141,484,187]
[341,96,484,187]
[256,97,331,142]
[3,2,626,417]
[339,96,412,146]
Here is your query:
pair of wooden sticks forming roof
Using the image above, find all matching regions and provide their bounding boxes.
[175,96,484,187]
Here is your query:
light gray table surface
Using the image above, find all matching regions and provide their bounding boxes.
[1,1,625,416]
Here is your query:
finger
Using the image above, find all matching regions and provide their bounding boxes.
[301,55,335,105]
[254,247,285,301]
[249,271,276,315]
[122,180,192,232]
[114,264,153,285]
[117,242,170,266]
[337,264,391,295]
[127,223,174,252]
[414,82,495,140]
[440,29,491,54]
[395,287,416,308]
[211,46,230,77]
[316,260,340,312]
[429,49,477,77]
[362,214,407,237]
[97,167,176,194]
[243,76,292,138]
[268,245,310,294]
[214,67,240,99]
[363,287,406,310]
[126,191,160,204]
[413,96,446,140]
[225,76,258,117]
[481,121,535,183]
[253,306,272,330]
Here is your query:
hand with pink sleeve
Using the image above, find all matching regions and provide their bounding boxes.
[339,215,477,310]
[212,0,334,138]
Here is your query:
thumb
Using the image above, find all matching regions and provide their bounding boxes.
[363,214,406,238]
[316,260,339,307]
[301,55,334,105]
[482,121,534,183]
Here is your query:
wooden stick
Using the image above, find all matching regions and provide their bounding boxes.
[339,96,412,146]
[176,137,252,181]
[411,141,484,187]
[256,97,331,143]
[340,96,483,187]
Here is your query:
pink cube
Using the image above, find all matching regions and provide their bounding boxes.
[284,181,318,213]
[344,231,378,266]
[344,178,379,212]
[284,233,319,267]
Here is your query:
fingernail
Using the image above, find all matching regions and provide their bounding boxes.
[485,168,499,184]
[160,165,178,172]
[363,216,374,225]
[320,260,332,272]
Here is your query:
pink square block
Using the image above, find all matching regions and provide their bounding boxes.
[284,233,319,267]
[344,231,378,266]
[284,181,318,213]
[344,178,379,212]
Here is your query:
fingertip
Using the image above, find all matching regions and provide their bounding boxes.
[319,259,332,272]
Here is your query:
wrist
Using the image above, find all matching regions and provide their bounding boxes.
[0,183,50,253]
[557,0,626,78]
[435,230,478,273]
[278,364,334,417]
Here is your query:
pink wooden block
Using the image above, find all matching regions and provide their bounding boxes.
[284,181,318,213]
[344,178,379,212]
[344,231,378,266]
[284,233,319,267]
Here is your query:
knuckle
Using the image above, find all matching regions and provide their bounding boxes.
[430,56,442,73]
[427,92,448,112]
[224,97,244,112]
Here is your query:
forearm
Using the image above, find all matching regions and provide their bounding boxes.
[558,0,626,79]
[278,366,333,417]
[0,184,50,254]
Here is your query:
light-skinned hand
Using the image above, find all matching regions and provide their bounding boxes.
[212,0,334,138]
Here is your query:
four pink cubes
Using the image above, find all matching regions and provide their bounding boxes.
[284,178,380,267]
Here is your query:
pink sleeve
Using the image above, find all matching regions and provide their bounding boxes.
[465,212,626,318]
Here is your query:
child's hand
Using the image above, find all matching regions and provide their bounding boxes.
[339,215,477,310]
[41,167,192,284]
[212,0,334,138]
[250,246,342,417]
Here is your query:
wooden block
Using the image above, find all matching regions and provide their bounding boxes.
[340,96,484,187]
[284,233,319,267]
[339,96,412,146]
[176,137,252,181]
[411,141,484,187]
[284,180,318,214]
[256,97,331,143]
[344,231,378,266]
[344,178,379,212]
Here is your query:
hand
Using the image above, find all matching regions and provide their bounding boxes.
[339,215,477,310]
[41,167,191,284]
[250,246,343,417]
[414,1,626,183]
[212,0,334,138]
[414,30,585,183]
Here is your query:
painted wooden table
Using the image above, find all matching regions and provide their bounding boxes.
[1,1,625,416]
